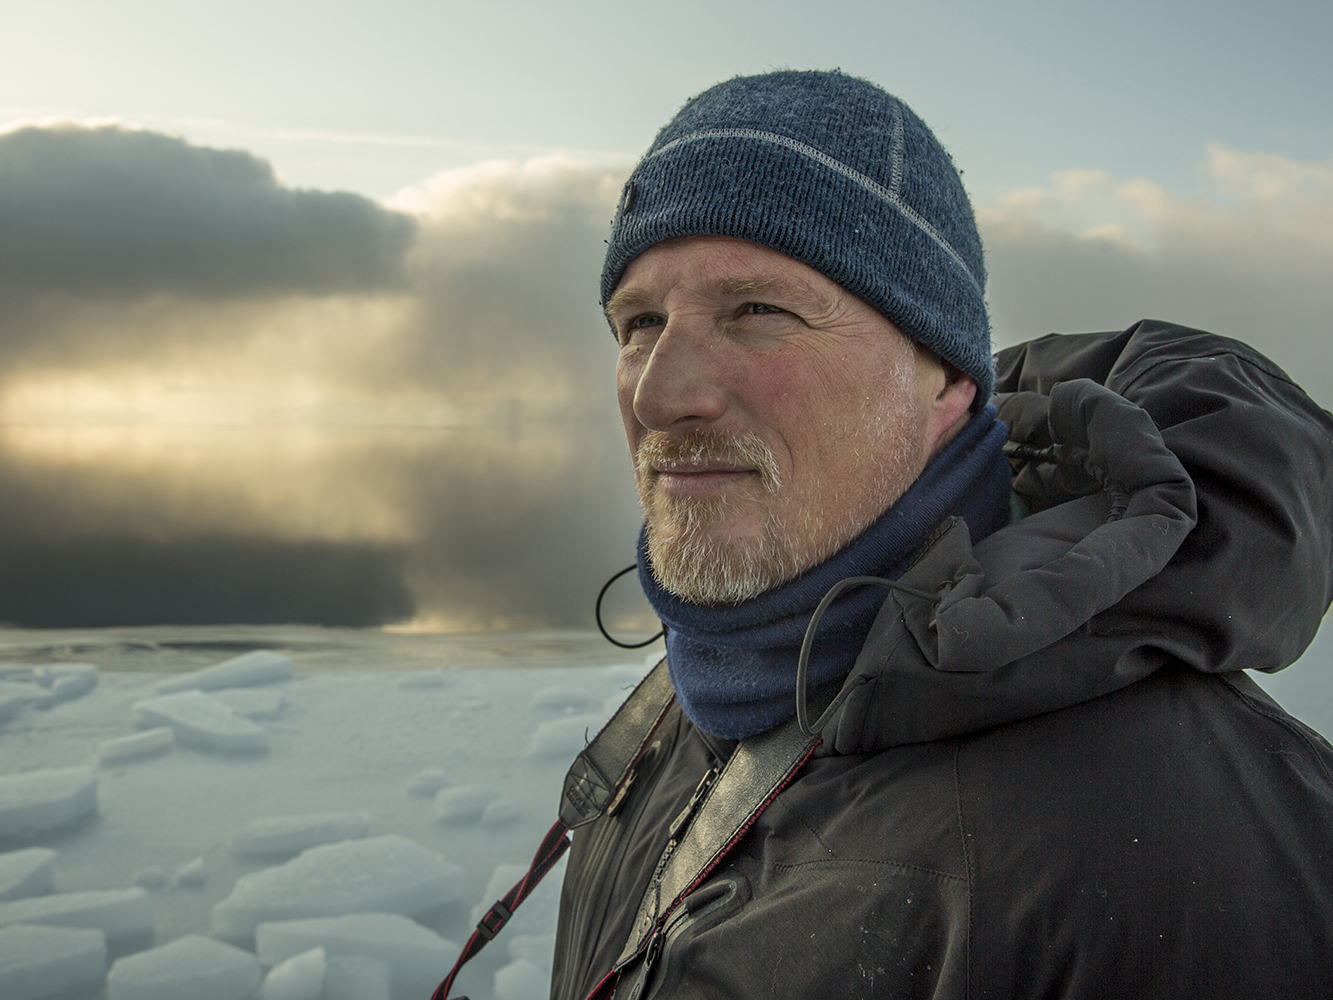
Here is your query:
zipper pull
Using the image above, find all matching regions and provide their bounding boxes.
[620,931,663,1000]
[668,766,718,842]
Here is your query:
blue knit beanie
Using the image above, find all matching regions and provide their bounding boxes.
[601,70,994,404]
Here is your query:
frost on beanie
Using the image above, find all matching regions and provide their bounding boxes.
[601,70,994,405]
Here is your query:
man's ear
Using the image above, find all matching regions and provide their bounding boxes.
[926,364,977,456]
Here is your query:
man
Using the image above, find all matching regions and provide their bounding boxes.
[542,71,1333,999]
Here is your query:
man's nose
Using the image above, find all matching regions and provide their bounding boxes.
[630,320,728,431]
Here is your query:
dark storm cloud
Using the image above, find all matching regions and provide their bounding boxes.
[0,123,414,299]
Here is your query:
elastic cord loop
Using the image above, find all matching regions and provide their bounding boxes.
[596,565,666,649]
[796,575,936,736]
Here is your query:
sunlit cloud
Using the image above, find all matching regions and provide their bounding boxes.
[979,144,1333,405]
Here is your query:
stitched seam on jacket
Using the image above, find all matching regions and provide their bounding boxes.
[768,795,838,857]
[1217,673,1333,784]
[1115,348,1302,397]
[953,741,973,1000]
[759,857,965,882]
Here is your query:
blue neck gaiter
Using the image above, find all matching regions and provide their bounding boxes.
[638,405,1012,740]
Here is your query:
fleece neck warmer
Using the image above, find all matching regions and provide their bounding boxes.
[638,405,1012,740]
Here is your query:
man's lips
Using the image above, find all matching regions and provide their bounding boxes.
[650,461,760,497]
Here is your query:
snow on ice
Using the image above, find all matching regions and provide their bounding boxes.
[228,813,370,860]
[260,945,325,1000]
[107,934,261,1000]
[324,954,391,1000]
[98,728,174,766]
[211,835,464,942]
[0,888,154,952]
[0,846,57,900]
[0,640,658,1000]
[0,766,98,839]
[133,691,269,753]
[154,651,293,695]
[0,924,108,1000]
[255,912,459,996]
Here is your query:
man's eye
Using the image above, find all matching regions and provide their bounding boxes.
[630,313,665,329]
[745,302,785,315]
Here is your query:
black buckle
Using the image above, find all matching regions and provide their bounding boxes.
[476,900,514,941]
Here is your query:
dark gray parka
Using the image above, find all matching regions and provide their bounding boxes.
[551,321,1333,1000]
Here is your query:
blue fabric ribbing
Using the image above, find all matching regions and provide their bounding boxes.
[639,406,1012,740]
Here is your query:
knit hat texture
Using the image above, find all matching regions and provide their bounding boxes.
[601,70,994,404]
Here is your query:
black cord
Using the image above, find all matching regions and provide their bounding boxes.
[796,575,936,736]
[595,564,665,649]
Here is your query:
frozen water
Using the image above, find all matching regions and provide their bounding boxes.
[0,888,153,951]
[528,715,606,759]
[472,858,565,940]
[507,934,556,969]
[172,857,207,889]
[34,663,99,702]
[212,834,463,942]
[213,687,286,719]
[481,799,521,827]
[324,954,391,1000]
[529,687,596,712]
[107,934,261,1000]
[398,670,450,689]
[0,847,57,901]
[255,912,459,996]
[229,812,371,859]
[494,958,549,1000]
[261,945,325,1000]
[0,681,45,723]
[0,766,98,839]
[155,649,293,694]
[133,691,269,753]
[0,924,107,1000]
[98,727,175,766]
[130,866,168,890]
[406,767,450,796]
[435,785,500,823]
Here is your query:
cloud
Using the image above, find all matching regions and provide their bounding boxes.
[979,144,1333,406]
[0,122,415,299]
[0,139,648,630]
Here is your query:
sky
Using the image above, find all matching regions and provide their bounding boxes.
[0,0,1330,629]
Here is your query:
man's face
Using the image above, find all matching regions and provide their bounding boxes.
[607,235,972,605]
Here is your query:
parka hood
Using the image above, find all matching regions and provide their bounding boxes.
[819,320,1333,755]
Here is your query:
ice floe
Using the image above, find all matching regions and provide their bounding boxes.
[260,945,325,1000]
[435,784,500,824]
[0,924,107,1000]
[211,834,463,942]
[0,766,98,839]
[0,847,57,901]
[34,663,99,702]
[528,715,606,758]
[133,691,269,753]
[154,649,293,695]
[229,812,371,860]
[98,727,175,766]
[0,888,153,952]
[107,934,261,1000]
[255,912,459,996]
[0,682,46,723]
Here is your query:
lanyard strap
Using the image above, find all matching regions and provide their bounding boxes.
[432,659,676,1000]
[611,719,821,980]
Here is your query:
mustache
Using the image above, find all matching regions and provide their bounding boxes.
[634,430,781,492]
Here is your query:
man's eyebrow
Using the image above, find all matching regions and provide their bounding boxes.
[605,273,830,318]
[604,287,655,318]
